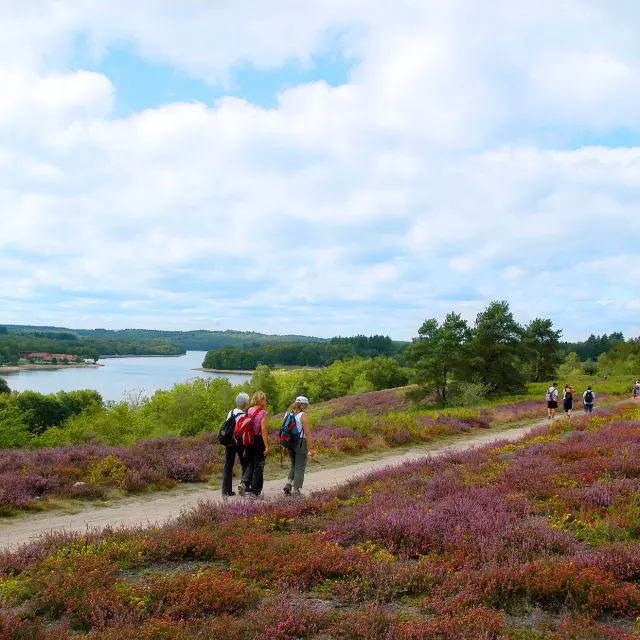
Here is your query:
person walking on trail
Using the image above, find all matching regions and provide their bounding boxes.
[563,384,576,418]
[633,381,640,401]
[283,396,316,497]
[546,382,559,420]
[221,393,250,497]
[238,391,270,497]
[583,386,596,413]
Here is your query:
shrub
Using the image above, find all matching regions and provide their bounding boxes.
[142,569,253,620]
[449,377,493,408]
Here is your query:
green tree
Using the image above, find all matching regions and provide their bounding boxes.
[0,397,32,448]
[0,325,7,334]
[558,352,581,379]
[364,357,409,391]
[581,360,599,376]
[0,377,10,394]
[522,318,562,382]
[406,313,471,404]
[471,301,525,395]
[249,365,280,410]
[596,352,611,376]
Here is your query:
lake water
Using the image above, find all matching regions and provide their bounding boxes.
[1,351,252,402]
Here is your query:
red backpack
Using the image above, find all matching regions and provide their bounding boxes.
[233,413,254,448]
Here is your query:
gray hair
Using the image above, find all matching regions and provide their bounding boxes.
[235,392,250,409]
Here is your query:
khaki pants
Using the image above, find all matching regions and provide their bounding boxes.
[286,438,308,489]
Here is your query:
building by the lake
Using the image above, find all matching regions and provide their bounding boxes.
[19,352,76,363]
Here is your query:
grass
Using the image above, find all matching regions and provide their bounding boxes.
[526,375,634,398]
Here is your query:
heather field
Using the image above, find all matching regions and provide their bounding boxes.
[1,404,640,638]
[0,389,612,516]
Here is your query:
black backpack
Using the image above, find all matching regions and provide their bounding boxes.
[218,409,239,446]
[584,390,594,403]
[565,391,573,402]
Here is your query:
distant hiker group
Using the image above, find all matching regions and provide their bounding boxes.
[546,382,596,420]
[218,392,316,498]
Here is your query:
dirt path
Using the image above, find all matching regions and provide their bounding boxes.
[0,416,569,551]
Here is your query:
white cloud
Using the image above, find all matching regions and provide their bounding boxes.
[503,266,524,281]
[1,1,640,340]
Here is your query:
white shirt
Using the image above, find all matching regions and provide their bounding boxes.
[294,411,306,439]
[226,408,245,422]
[547,387,558,401]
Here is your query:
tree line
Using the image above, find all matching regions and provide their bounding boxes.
[560,332,625,361]
[202,335,405,370]
[5,325,324,352]
[407,301,563,404]
[0,328,184,364]
[408,301,640,404]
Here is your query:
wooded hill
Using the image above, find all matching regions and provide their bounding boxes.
[202,335,404,370]
[0,325,325,365]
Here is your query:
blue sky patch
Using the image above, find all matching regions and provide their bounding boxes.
[70,32,354,116]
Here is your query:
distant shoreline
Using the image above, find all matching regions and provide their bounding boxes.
[99,354,185,359]
[193,367,255,375]
[1,363,104,374]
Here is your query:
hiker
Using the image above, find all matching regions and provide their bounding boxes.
[238,391,270,497]
[221,392,250,497]
[546,382,559,420]
[563,384,576,417]
[282,396,316,497]
[583,386,596,413]
[633,381,640,401]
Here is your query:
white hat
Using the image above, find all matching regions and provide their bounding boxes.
[295,395,309,405]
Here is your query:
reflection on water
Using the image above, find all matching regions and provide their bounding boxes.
[1,351,251,402]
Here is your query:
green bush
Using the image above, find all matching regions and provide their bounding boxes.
[581,360,599,376]
[449,377,492,408]
[0,397,32,448]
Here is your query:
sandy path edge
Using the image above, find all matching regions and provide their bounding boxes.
[0,416,570,551]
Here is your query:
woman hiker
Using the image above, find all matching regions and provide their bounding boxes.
[283,396,316,497]
[563,383,576,418]
[238,391,270,497]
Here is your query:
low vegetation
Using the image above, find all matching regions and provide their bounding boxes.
[0,358,410,449]
[1,405,639,638]
[0,381,621,515]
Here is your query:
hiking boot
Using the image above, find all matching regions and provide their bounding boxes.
[292,488,303,499]
[283,483,292,496]
[222,491,236,497]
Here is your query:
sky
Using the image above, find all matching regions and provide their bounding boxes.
[1,1,639,342]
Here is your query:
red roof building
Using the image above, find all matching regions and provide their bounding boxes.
[20,352,76,362]
[25,352,53,361]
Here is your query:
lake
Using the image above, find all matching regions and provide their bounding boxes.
[1,351,252,402]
